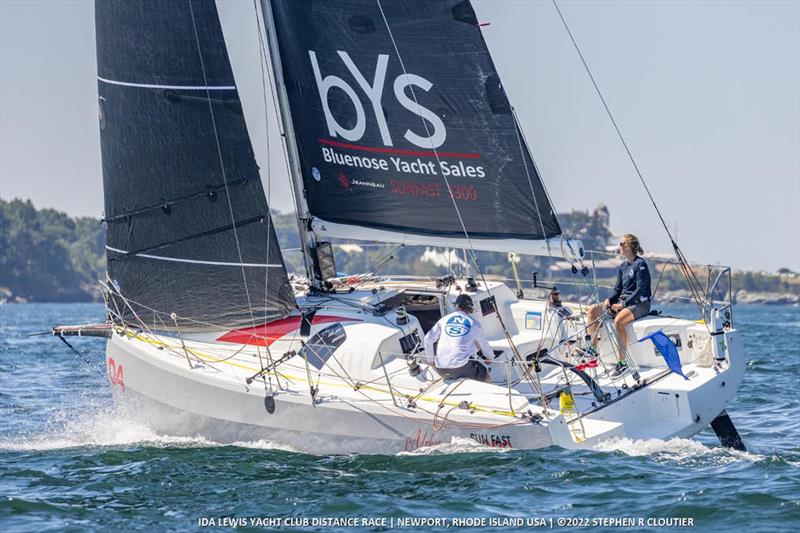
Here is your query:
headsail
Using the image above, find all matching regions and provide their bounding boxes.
[96,0,296,331]
[265,0,568,256]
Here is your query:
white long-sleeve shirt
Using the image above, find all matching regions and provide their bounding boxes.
[423,311,494,369]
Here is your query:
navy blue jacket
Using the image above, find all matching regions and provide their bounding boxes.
[609,256,651,306]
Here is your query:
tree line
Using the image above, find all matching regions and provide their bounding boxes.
[1,198,796,303]
[1,199,104,302]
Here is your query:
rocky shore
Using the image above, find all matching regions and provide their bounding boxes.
[655,289,799,306]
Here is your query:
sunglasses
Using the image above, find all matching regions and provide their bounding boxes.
[619,242,629,247]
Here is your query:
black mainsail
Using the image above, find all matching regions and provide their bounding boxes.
[96,0,296,331]
[264,0,565,256]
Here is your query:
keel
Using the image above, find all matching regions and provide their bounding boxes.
[710,410,746,451]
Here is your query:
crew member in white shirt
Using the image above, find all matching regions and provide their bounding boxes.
[423,294,493,383]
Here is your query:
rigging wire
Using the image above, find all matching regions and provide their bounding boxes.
[106,278,554,431]
[252,0,284,390]
[104,280,259,364]
[57,336,107,380]
[338,243,405,292]
[514,100,614,389]
[374,0,550,408]
[118,2,650,427]
[511,107,567,245]
[511,107,619,374]
[551,0,672,245]
[550,0,710,324]
[254,4,295,217]
[255,0,315,282]
[186,1,263,347]
[373,0,481,263]
[511,107,551,255]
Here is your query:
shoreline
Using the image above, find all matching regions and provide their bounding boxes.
[3,293,798,306]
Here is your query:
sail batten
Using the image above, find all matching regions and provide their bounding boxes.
[266,0,562,250]
[105,246,284,269]
[97,0,296,332]
[97,76,237,91]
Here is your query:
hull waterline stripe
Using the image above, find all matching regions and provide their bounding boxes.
[105,246,280,268]
[97,76,236,91]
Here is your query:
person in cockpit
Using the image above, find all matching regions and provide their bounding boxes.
[423,294,493,383]
[587,233,652,376]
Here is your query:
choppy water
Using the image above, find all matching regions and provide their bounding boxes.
[1,303,798,531]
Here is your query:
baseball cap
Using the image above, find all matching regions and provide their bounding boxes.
[455,294,474,310]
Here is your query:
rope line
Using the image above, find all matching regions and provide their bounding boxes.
[551,0,710,326]
[251,0,283,389]
[375,0,553,411]
[187,0,269,376]
[58,336,106,380]
[511,107,550,254]
[104,281,533,427]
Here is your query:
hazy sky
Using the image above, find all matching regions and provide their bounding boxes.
[1,0,798,272]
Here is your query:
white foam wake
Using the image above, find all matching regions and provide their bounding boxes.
[593,436,763,464]
[397,436,505,456]
[0,406,209,451]
[0,405,298,453]
[228,439,300,453]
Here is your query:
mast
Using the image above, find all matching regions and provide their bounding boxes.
[258,0,317,285]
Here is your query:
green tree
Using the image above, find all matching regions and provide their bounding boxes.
[0,198,104,302]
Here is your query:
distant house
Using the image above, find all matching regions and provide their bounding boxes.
[548,249,678,281]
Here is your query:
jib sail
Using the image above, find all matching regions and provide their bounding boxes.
[265,0,567,256]
[96,0,296,331]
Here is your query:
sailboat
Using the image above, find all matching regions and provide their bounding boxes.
[55,0,746,454]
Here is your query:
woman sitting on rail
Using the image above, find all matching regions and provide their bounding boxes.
[587,233,652,377]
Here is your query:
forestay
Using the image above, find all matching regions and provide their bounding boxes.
[266,0,566,255]
[96,0,296,331]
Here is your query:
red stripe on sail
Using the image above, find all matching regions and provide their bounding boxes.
[216,315,360,346]
[318,138,480,159]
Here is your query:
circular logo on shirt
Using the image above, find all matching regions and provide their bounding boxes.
[444,315,471,337]
[312,167,321,181]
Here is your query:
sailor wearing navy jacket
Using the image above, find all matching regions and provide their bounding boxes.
[608,248,652,320]
[588,234,652,376]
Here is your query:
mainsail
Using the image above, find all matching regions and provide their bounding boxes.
[96,0,296,331]
[264,0,566,256]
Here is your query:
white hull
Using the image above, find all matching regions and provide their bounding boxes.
[106,334,554,454]
[111,384,554,455]
[103,281,746,454]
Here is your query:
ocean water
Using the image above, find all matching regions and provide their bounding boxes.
[0,303,798,532]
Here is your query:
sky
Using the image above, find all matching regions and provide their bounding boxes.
[1,0,798,272]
